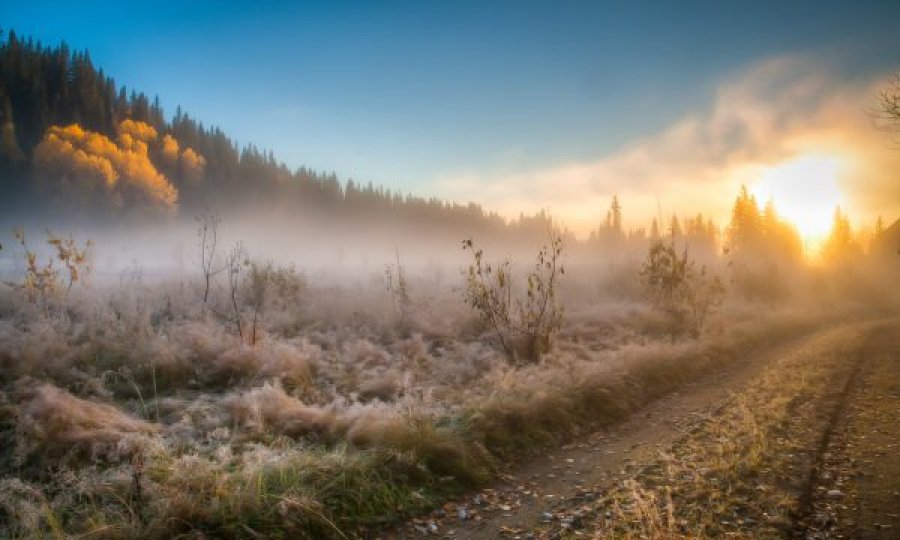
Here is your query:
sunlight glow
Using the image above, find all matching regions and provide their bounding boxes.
[751,153,845,248]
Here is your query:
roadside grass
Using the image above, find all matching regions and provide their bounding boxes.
[1,313,827,539]
[464,315,816,461]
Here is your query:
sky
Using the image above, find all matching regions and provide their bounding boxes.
[4,0,900,236]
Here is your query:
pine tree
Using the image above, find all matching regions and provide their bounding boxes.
[610,195,622,236]
[821,206,860,263]
[650,218,660,240]
[669,214,682,239]
[726,185,762,256]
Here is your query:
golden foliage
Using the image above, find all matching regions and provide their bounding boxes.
[118,118,158,142]
[33,121,178,208]
[154,133,206,181]
[7,228,93,303]
[180,146,206,181]
[161,133,180,166]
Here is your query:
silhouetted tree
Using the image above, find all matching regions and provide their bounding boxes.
[821,206,861,264]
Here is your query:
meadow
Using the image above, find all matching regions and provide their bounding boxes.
[0,212,893,539]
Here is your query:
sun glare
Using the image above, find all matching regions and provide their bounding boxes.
[751,153,845,249]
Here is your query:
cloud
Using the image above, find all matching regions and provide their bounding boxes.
[434,54,900,236]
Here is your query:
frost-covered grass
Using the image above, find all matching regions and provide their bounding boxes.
[0,266,851,538]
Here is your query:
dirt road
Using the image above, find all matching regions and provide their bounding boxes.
[799,324,900,539]
[386,319,900,539]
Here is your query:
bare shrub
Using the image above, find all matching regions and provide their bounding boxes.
[461,228,564,364]
[246,260,273,346]
[243,261,307,343]
[46,231,93,295]
[218,257,309,345]
[225,241,249,341]
[385,250,412,331]
[196,211,224,315]
[640,240,723,338]
[5,228,92,304]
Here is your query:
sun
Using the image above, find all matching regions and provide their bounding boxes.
[751,153,845,248]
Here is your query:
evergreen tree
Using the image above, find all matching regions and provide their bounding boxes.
[0,29,583,245]
[726,185,762,256]
[609,195,622,236]
[822,206,860,263]
[669,214,682,239]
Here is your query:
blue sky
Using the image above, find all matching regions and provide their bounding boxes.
[4,1,900,230]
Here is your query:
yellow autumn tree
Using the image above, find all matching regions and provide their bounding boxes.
[33,120,179,209]
[160,134,180,166]
[160,133,206,181]
[180,146,206,181]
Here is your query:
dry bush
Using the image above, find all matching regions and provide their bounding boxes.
[385,250,413,331]
[196,211,225,315]
[640,240,724,339]
[461,228,564,364]
[13,383,158,466]
[243,260,308,342]
[257,262,308,335]
[203,229,308,344]
[4,228,93,305]
[224,241,249,341]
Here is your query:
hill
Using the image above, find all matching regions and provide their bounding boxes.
[0,29,562,244]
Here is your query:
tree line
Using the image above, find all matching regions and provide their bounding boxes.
[0,29,555,244]
[0,29,893,258]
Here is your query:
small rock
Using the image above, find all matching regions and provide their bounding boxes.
[827,489,844,499]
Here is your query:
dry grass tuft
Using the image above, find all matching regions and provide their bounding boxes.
[226,382,334,439]
[212,341,317,391]
[14,382,158,466]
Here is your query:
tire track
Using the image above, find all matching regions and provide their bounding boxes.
[792,333,871,538]
[797,324,900,539]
